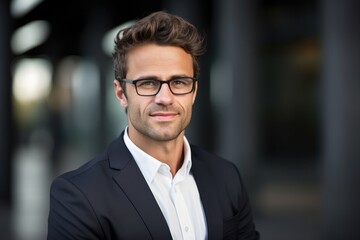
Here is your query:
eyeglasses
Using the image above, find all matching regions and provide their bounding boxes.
[120,77,197,96]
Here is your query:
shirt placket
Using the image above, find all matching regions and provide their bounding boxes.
[170,178,196,240]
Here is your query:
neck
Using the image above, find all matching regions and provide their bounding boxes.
[154,141,184,176]
[128,129,185,176]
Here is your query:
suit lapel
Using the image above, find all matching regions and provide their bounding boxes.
[192,155,223,240]
[108,134,172,239]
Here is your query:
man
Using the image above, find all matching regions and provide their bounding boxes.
[47,11,260,240]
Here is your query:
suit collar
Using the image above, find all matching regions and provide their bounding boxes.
[108,133,172,239]
[107,132,132,170]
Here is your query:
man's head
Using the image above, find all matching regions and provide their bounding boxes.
[112,11,205,145]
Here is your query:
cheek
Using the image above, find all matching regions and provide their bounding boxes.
[127,98,150,117]
[182,99,195,118]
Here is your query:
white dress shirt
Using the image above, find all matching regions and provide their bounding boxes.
[124,129,207,240]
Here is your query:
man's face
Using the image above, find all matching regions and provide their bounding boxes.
[114,44,197,144]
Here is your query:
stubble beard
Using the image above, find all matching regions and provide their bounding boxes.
[135,118,189,142]
[127,102,193,143]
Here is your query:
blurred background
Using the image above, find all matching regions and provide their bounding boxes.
[1,0,359,239]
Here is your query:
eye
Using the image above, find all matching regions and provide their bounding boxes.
[172,78,192,86]
[137,79,158,88]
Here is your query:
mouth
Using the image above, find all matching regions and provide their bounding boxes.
[149,112,178,121]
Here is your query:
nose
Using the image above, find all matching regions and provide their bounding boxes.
[154,82,174,105]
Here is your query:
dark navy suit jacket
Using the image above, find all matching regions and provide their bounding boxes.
[47,132,259,239]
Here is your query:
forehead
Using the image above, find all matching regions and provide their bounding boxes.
[126,44,193,79]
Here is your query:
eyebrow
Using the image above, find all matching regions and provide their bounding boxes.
[134,74,192,81]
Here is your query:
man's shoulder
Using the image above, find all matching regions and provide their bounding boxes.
[55,150,109,183]
[190,145,244,193]
[55,133,128,182]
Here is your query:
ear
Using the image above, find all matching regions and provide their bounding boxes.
[192,81,198,104]
[114,80,128,108]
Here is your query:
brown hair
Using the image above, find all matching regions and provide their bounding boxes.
[112,11,205,88]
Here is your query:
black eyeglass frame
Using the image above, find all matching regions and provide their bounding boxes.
[119,77,197,96]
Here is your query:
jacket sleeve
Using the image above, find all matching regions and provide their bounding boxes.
[47,177,104,240]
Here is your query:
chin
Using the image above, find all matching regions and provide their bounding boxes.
[149,129,183,142]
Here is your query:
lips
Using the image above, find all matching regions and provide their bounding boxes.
[150,112,178,121]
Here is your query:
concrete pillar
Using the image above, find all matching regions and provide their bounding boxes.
[321,1,360,239]
[0,0,13,205]
[0,1,14,238]
[212,0,258,183]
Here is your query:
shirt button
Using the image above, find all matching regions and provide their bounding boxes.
[185,226,189,232]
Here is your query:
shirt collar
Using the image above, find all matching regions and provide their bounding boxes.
[180,136,192,176]
[123,127,192,184]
